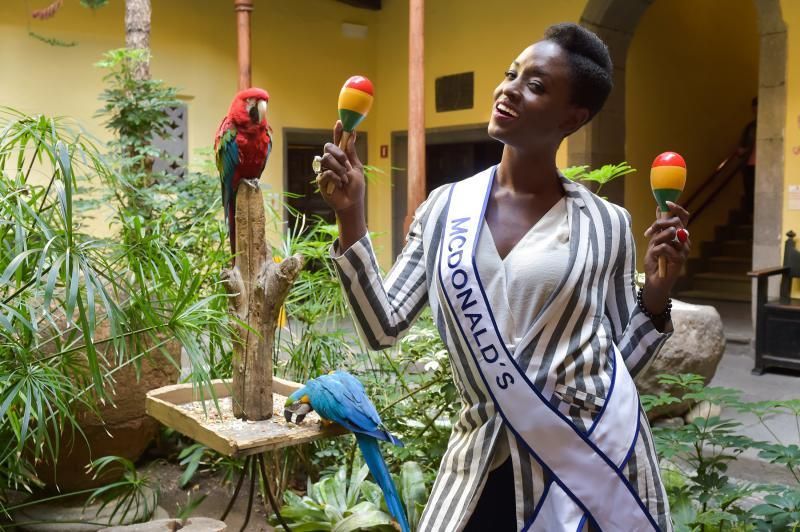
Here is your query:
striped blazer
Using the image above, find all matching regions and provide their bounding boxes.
[332,171,673,531]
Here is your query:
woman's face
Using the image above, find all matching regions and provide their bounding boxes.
[488,40,588,151]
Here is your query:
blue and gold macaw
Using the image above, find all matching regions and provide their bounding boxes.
[284,370,410,532]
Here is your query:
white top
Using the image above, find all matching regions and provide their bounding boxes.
[476,197,571,470]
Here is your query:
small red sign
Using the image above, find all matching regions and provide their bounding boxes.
[380,145,389,158]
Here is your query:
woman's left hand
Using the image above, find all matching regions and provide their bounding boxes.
[641,201,692,314]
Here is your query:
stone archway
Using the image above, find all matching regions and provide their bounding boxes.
[568,0,653,206]
[572,0,787,274]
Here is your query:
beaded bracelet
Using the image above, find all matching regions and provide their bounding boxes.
[637,287,672,322]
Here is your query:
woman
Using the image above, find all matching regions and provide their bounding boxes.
[316,23,687,532]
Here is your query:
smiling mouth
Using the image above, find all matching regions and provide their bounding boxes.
[495,101,519,118]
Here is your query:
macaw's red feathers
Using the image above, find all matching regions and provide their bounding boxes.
[226,87,269,119]
[214,88,272,256]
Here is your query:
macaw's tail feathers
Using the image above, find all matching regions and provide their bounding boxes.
[228,228,236,256]
[227,203,236,255]
[381,426,404,448]
[355,425,404,447]
[355,434,410,532]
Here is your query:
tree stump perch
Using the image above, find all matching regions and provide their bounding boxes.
[222,180,303,420]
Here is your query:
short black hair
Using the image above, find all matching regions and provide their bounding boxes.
[543,23,613,122]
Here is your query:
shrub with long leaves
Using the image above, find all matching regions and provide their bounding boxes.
[0,107,229,516]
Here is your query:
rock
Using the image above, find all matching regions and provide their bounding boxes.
[684,400,722,423]
[100,517,226,532]
[100,523,175,532]
[13,487,162,531]
[179,518,228,531]
[636,299,726,420]
[33,303,181,491]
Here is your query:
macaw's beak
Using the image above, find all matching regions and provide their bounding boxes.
[284,400,312,424]
[257,99,267,123]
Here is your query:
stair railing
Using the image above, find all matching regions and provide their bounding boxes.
[684,149,749,226]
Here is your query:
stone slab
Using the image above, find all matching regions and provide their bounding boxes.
[100,517,226,532]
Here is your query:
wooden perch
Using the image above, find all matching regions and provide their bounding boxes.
[222,180,303,420]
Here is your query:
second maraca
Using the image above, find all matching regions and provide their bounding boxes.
[650,151,687,278]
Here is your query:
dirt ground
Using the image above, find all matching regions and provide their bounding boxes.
[141,460,275,532]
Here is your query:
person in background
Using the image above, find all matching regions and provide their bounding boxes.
[737,96,757,213]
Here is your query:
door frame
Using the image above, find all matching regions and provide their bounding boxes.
[283,127,368,229]
[390,123,494,257]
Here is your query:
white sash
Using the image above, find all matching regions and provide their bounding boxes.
[436,168,659,532]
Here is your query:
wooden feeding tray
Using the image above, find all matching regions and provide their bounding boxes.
[146,377,347,458]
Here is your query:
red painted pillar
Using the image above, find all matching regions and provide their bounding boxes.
[235,0,253,90]
[406,0,425,231]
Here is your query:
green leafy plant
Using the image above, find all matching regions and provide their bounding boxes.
[175,492,208,521]
[95,48,181,238]
[562,161,636,198]
[177,443,207,489]
[93,47,230,387]
[174,441,244,489]
[376,312,459,482]
[27,31,77,47]
[1,110,125,500]
[276,215,354,384]
[272,460,428,532]
[83,456,158,525]
[2,456,158,528]
[643,374,800,531]
[81,0,109,9]
[750,488,800,531]
[399,461,427,531]
[644,376,756,531]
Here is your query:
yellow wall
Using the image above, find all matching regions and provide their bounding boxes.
[1,1,125,231]
[625,0,759,265]
[782,0,800,294]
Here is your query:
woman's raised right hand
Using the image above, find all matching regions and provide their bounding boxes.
[317,120,366,215]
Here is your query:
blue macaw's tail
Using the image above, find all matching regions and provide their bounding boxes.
[356,433,410,532]
[382,429,404,448]
[356,424,404,448]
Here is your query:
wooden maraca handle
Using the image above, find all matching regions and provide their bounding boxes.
[658,210,669,278]
[325,130,353,195]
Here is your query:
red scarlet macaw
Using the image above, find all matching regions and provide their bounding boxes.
[214,88,272,255]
